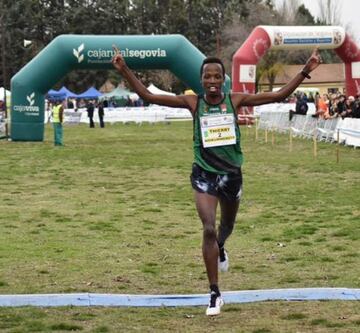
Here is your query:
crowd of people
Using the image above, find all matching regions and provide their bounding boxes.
[313,92,360,119]
[288,91,360,120]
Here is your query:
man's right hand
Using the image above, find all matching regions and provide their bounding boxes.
[303,48,322,74]
[112,45,126,72]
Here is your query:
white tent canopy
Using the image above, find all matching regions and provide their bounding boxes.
[147,84,175,96]
[0,87,11,101]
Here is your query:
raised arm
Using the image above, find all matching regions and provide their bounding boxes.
[231,48,322,108]
[111,45,196,112]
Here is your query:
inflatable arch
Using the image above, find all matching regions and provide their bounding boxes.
[12,28,360,141]
[232,25,360,99]
[10,34,231,141]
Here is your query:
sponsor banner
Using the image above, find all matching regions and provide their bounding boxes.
[239,65,256,83]
[12,91,42,120]
[13,105,40,117]
[64,111,82,124]
[261,26,345,49]
[73,43,167,64]
[351,61,360,79]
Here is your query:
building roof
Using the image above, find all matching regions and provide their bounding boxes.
[259,63,344,85]
[99,79,116,93]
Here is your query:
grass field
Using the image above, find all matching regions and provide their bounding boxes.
[0,121,359,332]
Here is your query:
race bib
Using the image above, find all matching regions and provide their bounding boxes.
[200,114,236,148]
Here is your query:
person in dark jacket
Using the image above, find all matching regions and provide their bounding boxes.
[289,92,308,120]
[98,101,105,128]
[87,100,95,128]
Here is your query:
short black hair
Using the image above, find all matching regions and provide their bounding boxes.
[200,57,225,77]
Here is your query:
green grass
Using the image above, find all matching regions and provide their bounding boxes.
[0,122,359,332]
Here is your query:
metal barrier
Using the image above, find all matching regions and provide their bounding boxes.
[258,110,360,147]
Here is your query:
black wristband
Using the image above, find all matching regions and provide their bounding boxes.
[301,70,311,79]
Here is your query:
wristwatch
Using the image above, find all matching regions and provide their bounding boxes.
[301,70,311,79]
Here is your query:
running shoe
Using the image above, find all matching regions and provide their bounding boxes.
[218,248,229,272]
[206,291,224,316]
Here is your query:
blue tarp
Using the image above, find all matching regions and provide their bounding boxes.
[76,87,102,99]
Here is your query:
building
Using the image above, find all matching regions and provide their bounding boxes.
[99,79,116,93]
[258,63,345,96]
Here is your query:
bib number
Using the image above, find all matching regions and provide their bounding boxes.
[200,114,236,148]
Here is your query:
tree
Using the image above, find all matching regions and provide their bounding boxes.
[317,0,343,25]
[221,0,279,74]
[273,0,300,25]
[4,0,341,94]
[0,0,8,88]
[0,0,36,88]
[295,4,316,25]
[314,0,343,64]
[257,51,284,92]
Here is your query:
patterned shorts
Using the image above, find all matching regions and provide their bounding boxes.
[190,163,243,202]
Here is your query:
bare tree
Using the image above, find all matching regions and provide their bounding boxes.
[317,0,343,25]
[151,70,176,92]
[221,1,280,73]
[275,0,301,25]
[317,0,358,44]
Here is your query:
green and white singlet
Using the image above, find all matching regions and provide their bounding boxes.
[193,94,243,175]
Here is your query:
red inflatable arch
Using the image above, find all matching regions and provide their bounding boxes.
[232,26,360,122]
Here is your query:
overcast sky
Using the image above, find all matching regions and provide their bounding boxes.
[274,0,360,44]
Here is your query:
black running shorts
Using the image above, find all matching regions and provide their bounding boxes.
[190,163,243,202]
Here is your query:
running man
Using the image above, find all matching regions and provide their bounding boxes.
[112,46,321,316]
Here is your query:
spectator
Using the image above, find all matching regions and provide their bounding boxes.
[328,94,338,117]
[87,100,95,128]
[296,93,309,115]
[52,100,64,146]
[78,99,86,108]
[313,93,329,119]
[289,92,308,120]
[308,92,315,103]
[342,96,355,118]
[314,92,320,110]
[98,101,105,128]
[126,96,133,107]
[336,95,347,118]
[302,92,308,102]
[351,95,360,118]
[68,99,74,109]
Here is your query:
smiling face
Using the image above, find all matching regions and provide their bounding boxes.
[201,63,225,97]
